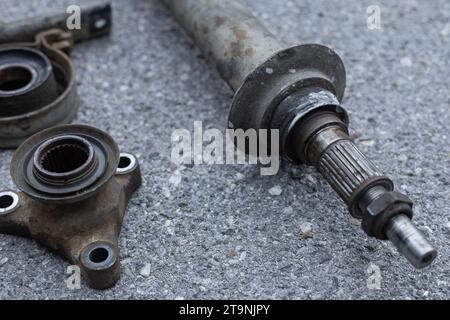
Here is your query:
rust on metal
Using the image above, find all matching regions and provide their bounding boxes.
[0,125,141,289]
[0,1,112,148]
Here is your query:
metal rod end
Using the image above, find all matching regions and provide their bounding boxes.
[386,214,437,269]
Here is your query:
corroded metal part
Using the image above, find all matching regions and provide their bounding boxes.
[163,0,437,268]
[163,0,346,146]
[0,125,142,289]
[0,0,111,44]
[0,1,111,148]
[0,29,79,148]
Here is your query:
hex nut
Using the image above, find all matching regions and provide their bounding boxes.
[362,191,413,240]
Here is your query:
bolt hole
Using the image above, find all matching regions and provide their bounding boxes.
[116,153,136,174]
[0,66,33,92]
[89,247,109,264]
[421,253,434,264]
[94,18,107,30]
[0,192,19,214]
[0,195,14,209]
[118,156,131,169]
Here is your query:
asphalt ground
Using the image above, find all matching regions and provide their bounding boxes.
[0,0,449,299]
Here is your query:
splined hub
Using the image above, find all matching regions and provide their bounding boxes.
[10,125,119,203]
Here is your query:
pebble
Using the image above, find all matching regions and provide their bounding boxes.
[300,222,313,239]
[350,217,361,226]
[235,173,245,182]
[431,136,440,144]
[282,206,294,215]
[419,225,433,236]
[400,57,412,67]
[360,139,375,147]
[441,24,450,36]
[169,172,182,186]
[445,222,450,233]
[162,187,171,198]
[398,154,408,162]
[268,185,283,196]
[0,257,8,266]
[139,263,151,277]
[305,174,316,184]
[239,252,247,261]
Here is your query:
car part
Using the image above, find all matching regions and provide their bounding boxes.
[0,0,111,148]
[163,0,437,268]
[0,0,112,44]
[0,124,141,289]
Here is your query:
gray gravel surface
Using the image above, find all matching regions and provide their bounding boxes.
[0,0,449,299]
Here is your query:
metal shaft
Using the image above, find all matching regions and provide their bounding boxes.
[386,214,437,269]
[163,0,437,268]
[163,0,284,90]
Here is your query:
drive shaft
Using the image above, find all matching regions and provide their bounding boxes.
[163,0,437,268]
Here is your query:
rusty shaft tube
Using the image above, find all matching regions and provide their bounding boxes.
[163,0,437,268]
[163,0,284,91]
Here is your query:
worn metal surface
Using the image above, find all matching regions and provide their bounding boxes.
[163,0,284,91]
[0,0,448,299]
[163,0,346,136]
[0,0,111,44]
[163,0,437,268]
[0,30,79,148]
[0,125,141,289]
[0,46,59,116]
[0,1,111,148]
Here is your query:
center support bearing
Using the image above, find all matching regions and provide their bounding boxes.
[0,1,112,148]
[0,30,79,148]
[0,125,142,289]
[163,0,437,268]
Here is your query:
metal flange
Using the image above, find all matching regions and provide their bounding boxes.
[0,125,142,289]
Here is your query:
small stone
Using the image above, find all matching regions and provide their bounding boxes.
[169,172,182,186]
[445,222,450,233]
[180,73,190,81]
[239,251,247,261]
[431,136,440,144]
[268,185,282,196]
[441,24,450,36]
[419,225,433,236]
[360,139,375,147]
[235,173,245,181]
[0,257,8,266]
[300,222,313,239]
[139,263,151,277]
[400,57,412,67]
[350,217,361,226]
[165,220,175,235]
[398,154,408,162]
[282,206,294,215]
[305,174,316,184]
[163,187,171,198]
